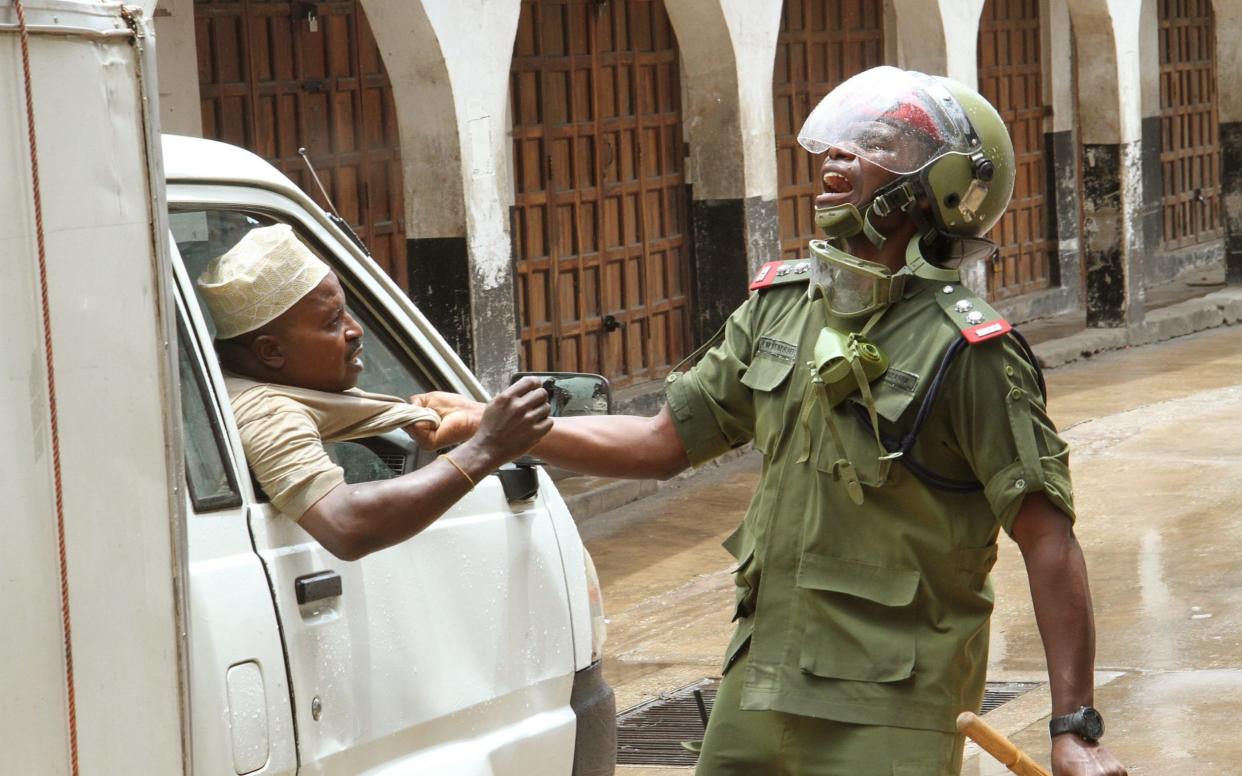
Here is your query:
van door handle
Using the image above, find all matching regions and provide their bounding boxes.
[497,463,539,502]
[295,570,342,604]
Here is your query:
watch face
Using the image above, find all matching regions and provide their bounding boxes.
[1081,707,1105,741]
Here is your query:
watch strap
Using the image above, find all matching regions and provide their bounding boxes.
[1048,706,1103,742]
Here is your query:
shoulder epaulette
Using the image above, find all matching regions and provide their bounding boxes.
[749,259,812,292]
[932,283,1011,345]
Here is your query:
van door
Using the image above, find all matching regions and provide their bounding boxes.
[168,201,579,775]
[170,252,297,776]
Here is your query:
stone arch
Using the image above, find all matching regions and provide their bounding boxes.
[360,0,472,360]
[1064,0,1143,326]
[361,0,464,238]
[1064,0,1123,144]
[662,1,784,334]
[662,1,747,201]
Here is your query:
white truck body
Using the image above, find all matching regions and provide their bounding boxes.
[2,4,612,773]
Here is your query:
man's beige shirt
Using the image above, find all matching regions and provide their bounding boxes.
[225,374,440,519]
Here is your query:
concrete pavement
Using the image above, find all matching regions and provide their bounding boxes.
[584,324,1242,774]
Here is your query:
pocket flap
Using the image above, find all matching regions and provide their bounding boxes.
[741,355,794,392]
[847,376,918,424]
[796,555,919,607]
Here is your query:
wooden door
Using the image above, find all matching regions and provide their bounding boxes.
[1159,0,1222,250]
[977,0,1051,300]
[195,0,407,288]
[773,0,885,261]
[511,0,691,388]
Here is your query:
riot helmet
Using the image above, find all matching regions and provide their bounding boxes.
[798,67,1015,316]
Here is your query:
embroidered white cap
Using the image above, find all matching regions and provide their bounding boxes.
[197,224,331,339]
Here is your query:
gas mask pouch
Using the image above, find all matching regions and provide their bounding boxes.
[796,325,902,505]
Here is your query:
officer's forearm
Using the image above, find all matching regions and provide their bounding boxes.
[532,405,690,480]
[1013,492,1097,717]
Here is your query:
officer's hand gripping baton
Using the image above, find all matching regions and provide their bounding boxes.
[956,711,1052,776]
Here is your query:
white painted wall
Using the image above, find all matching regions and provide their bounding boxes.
[938,0,986,86]
[719,0,784,200]
[893,0,947,74]
[417,0,522,294]
[1108,0,1144,144]
[153,0,202,137]
[1212,1,1242,123]
[365,0,465,238]
[1046,0,1075,134]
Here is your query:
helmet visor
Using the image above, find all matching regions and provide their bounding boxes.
[798,67,980,175]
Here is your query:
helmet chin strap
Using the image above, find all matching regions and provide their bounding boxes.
[815,175,922,250]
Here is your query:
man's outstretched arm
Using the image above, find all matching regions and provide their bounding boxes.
[1011,492,1127,776]
[299,377,552,561]
[410,392,691,481]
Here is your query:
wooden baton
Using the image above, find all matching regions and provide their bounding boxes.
[956,711,1052,776]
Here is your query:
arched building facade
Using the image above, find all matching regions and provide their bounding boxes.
[153,0,1242,396]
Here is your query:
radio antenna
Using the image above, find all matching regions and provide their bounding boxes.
[297,146,343,220]
[296,146,372,258]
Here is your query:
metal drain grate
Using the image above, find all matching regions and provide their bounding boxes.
[616,679,1043,766]
[617,679,718,767]
[979,681,1042,714]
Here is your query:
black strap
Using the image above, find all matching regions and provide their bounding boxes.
[850,329,1045,494]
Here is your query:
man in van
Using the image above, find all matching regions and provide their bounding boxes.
[197,223,553,561]
[414,68,1125,776]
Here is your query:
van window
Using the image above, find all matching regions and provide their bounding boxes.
[169,208,432,399]
[171,207,433,488]
[177,319,242,511]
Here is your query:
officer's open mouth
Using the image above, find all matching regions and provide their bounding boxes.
[816,171,854,207]
[822,171,852,194]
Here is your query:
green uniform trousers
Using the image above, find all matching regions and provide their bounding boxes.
[696,647,966,776]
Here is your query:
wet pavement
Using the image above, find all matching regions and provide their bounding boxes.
[583,324,1242,775]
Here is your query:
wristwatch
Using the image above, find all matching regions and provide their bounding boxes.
[1048,706,1105,742]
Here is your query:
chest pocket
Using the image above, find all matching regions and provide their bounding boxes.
[849,367,920,426]
[816,369,921,482]
[741,354,794,455]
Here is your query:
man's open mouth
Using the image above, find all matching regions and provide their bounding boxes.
[816,170,855,207]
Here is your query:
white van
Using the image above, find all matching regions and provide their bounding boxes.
[6,5,612,768]
[164,134,616,775]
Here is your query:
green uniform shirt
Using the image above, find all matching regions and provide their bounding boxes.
[664,269,1074,734]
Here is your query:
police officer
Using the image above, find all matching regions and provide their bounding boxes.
[414,67,1126,776]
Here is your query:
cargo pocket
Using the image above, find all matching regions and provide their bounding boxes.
[722,524,758,622]
[955,543,999,592]
[796,554,919,682]
[730,549,758,622]
[741,355,794,454]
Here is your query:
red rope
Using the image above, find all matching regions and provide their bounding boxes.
[15,1,80,772]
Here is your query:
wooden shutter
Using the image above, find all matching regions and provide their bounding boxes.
[773,0,885,261]
[511,0,690,387]
[195,0,408,288]
[1159,0,1222,250]
[977,0,1051,300]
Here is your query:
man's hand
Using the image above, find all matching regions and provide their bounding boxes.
[465,376,553,465]
[407,391,483,450]
[1051,735,1127,775]
[409,377,552,468]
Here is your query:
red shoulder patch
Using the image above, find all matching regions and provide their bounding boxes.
[961,318,1012,345]
[749,261,783,291]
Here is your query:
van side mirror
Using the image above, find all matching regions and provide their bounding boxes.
[509,372,612,417]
